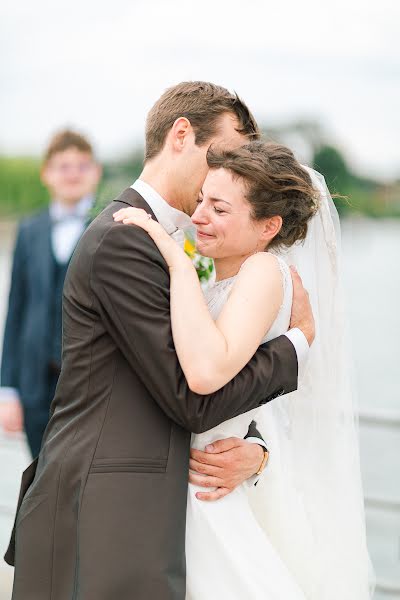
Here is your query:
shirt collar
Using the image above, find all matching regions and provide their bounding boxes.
[131,179,193,236]
[50,195,94,222]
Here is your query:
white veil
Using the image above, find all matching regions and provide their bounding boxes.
[248,168,375,598]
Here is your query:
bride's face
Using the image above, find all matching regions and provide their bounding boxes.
[192,168,268,259]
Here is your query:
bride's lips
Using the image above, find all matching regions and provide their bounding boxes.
[197,230,215,240]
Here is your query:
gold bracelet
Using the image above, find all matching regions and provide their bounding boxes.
[256,449,269,475]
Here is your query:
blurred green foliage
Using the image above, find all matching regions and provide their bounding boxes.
[0,157,49,215]
[91,151,144,217]
[0,139,398,219]
[0,152,144,218]
[312,144,400,217]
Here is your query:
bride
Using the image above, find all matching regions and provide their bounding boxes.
[114,141,373,599]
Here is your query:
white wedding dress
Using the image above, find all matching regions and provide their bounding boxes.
[185,256,307,600]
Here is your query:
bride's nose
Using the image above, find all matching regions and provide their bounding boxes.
[191,203,209,225]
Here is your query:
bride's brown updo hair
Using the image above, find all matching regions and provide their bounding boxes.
[206,141,319,249]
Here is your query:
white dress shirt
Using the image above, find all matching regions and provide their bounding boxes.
[49,195,93,263]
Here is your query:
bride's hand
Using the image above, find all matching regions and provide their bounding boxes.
[113,206,193,272]
[113,207,161,235]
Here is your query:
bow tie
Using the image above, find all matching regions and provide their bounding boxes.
[50,197,93,223]
[50,203,93,224]
[51,211,87,224]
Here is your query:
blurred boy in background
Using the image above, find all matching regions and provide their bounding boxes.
[0,130,102,456]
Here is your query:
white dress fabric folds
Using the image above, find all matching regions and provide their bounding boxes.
[186,258,307,600]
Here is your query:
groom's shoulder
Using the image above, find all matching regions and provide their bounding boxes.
[78,198,159,263]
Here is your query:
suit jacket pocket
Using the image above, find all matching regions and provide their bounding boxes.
[4,457,38,566]
[90,457,167,473]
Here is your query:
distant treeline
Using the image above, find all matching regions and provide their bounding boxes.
[312,145,399,218]
[0,145,398,219]
[0,157,49,216]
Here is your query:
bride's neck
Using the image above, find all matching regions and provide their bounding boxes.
[214,255,251,282]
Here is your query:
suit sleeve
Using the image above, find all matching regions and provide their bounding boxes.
[1,225,27,389]
[90,224,298,434]
[245,421,266,446]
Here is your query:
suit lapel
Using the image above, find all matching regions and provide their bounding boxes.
[35,209,53,301]
[113,188,159,222]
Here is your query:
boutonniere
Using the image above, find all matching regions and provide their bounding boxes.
[184,235,214,283]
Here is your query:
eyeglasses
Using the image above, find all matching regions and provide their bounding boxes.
[49,161,95,174]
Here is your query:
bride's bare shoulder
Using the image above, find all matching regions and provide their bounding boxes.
[239,252,282,277]
[233,252,283,296]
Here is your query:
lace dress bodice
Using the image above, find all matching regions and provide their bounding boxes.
[191,254,293,451]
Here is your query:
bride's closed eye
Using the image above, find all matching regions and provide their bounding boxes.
[196,196,226,214]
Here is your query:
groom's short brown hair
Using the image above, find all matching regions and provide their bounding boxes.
[145,81,260,161]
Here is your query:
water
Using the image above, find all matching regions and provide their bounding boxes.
[0,217,399,598]
[341,219,400,598]
[341,219,400,411]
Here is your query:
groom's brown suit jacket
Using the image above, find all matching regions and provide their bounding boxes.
[5,188,298,600]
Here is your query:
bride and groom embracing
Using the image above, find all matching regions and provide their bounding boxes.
[5,82,373,599]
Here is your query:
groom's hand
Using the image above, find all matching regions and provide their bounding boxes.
[289,266,315,345]
[189,437,265,501]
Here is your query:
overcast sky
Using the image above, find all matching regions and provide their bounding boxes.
[1,0,399,180]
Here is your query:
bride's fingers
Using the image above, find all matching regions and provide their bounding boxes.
[188,472,223,488]
[114,213,153,229]
[122,217,144,225]
[195,487,231,502]
[113,208,150,222]
[113,209,131,221]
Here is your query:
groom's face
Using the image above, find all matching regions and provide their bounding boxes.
[181,113,248,216]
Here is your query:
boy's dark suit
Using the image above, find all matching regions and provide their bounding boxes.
[1,210,70,455]
[1,204,90,456]
[5,189,298,600]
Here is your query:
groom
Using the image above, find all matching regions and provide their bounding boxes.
[6,82,314,600]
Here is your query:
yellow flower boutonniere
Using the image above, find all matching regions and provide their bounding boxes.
[184,237,196,259]
[184,234,214,284]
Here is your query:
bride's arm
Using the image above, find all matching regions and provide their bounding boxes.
[183,254,283,394]
[113,207,283,394]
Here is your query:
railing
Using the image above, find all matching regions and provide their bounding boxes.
[360,410,400,598]
[376,583,400,596]
[360,409,400,429]
[362,409,400,511]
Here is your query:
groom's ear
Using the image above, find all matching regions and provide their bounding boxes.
[169,117,193,151]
